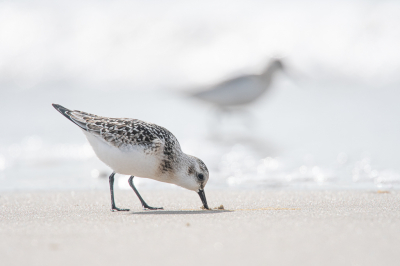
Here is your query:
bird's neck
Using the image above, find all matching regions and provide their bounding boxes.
[261,63,282,88]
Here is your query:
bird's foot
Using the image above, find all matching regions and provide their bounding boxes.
[143,205,164,211]
[111,207,130,212]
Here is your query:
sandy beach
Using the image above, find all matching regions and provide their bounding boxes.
[0,189,399,266]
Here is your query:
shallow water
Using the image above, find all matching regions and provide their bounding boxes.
[1,83,399,191]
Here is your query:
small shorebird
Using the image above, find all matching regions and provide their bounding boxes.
[192,59,284,108]
[52,104,210,211]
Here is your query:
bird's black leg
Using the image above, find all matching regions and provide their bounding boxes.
[109,172,129,212]
[128,176,163,210]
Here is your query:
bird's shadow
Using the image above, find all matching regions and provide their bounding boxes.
[127,210,232,215]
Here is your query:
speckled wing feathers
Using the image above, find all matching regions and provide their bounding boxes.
[68,110,179,152]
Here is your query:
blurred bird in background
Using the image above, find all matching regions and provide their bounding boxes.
[192,59,285,110]
[190,59,287,136]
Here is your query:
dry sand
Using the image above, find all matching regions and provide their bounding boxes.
[0,189,399,266]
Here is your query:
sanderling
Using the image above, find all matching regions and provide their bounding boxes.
[192,59,284,108]
[52,104,210,211]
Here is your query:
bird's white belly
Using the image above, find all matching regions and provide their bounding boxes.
[200,78,266,106]
[84,132,161,178]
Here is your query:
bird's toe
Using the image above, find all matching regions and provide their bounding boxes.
[111,207,130,212]
[143,206,164,210]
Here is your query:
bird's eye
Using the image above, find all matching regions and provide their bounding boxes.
[197,173,204,181]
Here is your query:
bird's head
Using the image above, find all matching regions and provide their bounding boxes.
[260,59,286,81]
[175,155,210,209]
[273,59,284,69]
[268,59,285,72]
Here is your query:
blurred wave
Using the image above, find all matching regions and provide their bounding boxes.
[1,0,400,90]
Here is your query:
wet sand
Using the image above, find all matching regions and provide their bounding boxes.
[1,190,399,266]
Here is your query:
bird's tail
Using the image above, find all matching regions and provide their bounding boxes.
[52,103,88,131]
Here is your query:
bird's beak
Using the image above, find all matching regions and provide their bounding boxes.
[197,189,209,210]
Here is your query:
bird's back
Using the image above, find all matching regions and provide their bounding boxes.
[53,104,182,178]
